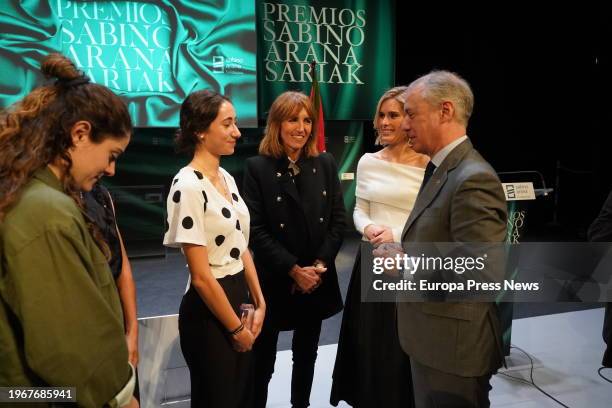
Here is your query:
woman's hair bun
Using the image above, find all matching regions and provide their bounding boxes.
[41,53,81,82]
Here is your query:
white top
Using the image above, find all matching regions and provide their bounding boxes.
[354,153,425,242]
[163,166,250,279]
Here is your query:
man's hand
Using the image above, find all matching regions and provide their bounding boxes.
[372,243,406,277]
[372,242,405,258]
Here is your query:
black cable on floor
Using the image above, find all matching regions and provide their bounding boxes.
[598,367,612,383]
[498,345,571,408]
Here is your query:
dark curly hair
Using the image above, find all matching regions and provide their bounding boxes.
[175,90,231,156]
[0,53,133,257]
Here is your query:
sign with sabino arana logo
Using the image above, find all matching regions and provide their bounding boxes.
[257,0,395,119]
[0,0,257,127]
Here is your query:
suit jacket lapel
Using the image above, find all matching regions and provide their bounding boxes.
[401,139,473,240]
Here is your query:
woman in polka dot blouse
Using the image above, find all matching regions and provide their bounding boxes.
[163,90,265,408]
[242,91,346,408]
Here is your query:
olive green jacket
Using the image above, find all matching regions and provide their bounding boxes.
[0,167,131,407]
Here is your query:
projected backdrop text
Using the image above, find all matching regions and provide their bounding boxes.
[0,0,257,127]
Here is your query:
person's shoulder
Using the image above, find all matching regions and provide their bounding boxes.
[315,151,339,167]
[169,167,206,199]
[245,155,278,175]
[357,152,375,165]
[91,183,110,196]
[173,167,203,188]
[246,154,275,167]
[355,153,381,178]
[317,151,334,161]
[357,152,381,168]
[2,179,82,249]
[461,149,499,179]
[20,178,80,219]
[86,183,112,208]
[452,150,503,196]
[219,167,237,185]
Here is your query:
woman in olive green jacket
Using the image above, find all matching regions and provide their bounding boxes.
[0,53,137,408]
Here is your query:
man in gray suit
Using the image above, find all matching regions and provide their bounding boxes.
[397,71,508,407]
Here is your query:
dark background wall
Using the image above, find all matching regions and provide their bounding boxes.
[392,1,606,240]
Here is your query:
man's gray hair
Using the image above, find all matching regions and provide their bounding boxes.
[407,70,474,126]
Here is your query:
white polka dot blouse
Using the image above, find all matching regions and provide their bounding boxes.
[164,166,250,279]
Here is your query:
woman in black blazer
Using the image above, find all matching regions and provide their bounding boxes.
[243,91,345,408]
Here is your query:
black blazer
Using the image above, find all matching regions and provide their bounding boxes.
[243,152,345,329]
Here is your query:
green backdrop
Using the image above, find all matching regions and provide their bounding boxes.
[0,0,393,254]
[0,0,257,127]
[257,0,395,119]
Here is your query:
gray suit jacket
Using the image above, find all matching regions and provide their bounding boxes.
[397,139,507,377]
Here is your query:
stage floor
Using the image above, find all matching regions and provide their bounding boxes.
[267,307,611,407]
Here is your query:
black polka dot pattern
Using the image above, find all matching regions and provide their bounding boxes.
[165,168,248,269]
[202,190,208,212]
[173,190,181,203]
[182,216,193,229]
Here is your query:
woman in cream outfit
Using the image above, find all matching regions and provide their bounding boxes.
[331,86,428,408]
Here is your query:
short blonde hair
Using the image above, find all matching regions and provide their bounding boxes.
[259,91,319,159]
[373,86,408,145]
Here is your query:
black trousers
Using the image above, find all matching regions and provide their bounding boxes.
[331,251,414,408]
[178,272,253,408]
[253,317,323,408]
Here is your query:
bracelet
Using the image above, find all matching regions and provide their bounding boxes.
[229,322,244,336]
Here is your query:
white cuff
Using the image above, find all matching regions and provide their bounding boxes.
[113,362,136,407]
